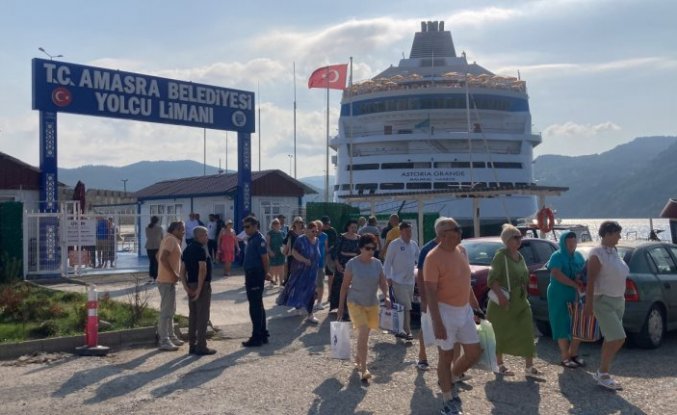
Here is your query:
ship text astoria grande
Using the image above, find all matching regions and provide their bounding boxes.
[331,21,541,227]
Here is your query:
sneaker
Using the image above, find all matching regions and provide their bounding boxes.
[313,303,325,311]
[593,370,622,390]
[193,347,216,356]
[169,336,184,346]
[395,332,408,339]
[416,360,430,371]
[158,342,179,351]
[188,345,196,354]
[441,397,463,415]
[306,315,320,325]
[242,337,264,348]
[525,366,543,379]
[404,333,414,341]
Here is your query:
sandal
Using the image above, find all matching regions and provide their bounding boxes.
[561,359,579,369]
[496,365,514,376]
[571,355,586,367]
[361,369,372,381]
[525,366,543,379]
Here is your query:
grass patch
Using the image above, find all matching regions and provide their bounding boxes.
[0,281,160,343]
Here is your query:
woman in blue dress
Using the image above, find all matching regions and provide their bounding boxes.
[546,230,586,367]
[277,221,321,324]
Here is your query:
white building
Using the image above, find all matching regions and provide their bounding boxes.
[134,170,316,253]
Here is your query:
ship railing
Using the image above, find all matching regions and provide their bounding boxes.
[344,76,526,98]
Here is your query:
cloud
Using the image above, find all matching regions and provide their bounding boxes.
[543,121,621,137]
[495,57,677,78]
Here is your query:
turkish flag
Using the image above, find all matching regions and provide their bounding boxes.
[308,64,348,90]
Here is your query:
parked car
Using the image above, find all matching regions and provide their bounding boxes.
[529,241,677,349]
[460,237,559,309]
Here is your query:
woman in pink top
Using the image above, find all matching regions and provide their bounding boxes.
[217,220,239,276]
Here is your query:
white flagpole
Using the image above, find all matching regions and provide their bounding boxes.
[293,62,297,178]
[257,81,261,171]
[325,66,330,203]
[349,57,354,196]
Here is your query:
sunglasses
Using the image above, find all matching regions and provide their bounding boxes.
[363,245,376,251]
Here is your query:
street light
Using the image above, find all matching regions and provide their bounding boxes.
[121,179,128,194]
[38,47,63,60]
[287,154,293,176]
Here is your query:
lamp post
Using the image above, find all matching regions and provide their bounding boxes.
[121,179,128,194]
[287,154,293,176]
[38,47,63,60]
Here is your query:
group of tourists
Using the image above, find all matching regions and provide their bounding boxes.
[148,210,630,415]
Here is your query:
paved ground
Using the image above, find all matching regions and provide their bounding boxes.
[2,269,676,414]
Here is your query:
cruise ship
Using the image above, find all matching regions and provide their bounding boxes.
[330,21,540,227]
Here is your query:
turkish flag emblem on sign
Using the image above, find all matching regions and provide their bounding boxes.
[308,64,348,90]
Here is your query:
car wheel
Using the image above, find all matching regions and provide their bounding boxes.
[534,320,552,337]
[632,305,665,349]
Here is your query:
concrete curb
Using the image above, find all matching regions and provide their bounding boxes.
[0,326,157,360]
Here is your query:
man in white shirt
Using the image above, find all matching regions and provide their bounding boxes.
[206,214,218,259]
[185,213,200,245]
[383,221,420,340]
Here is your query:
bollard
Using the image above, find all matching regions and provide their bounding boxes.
[76,285,110,356]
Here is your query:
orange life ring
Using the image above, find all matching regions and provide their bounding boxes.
[537,207,555,233]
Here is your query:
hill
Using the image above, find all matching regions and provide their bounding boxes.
[56,136,677,218]
[534,136,677,217]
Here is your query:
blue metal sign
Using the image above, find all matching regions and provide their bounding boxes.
[32,58,255,132]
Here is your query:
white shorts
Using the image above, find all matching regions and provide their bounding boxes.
[436,302,479,351]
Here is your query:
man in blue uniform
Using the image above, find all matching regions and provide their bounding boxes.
[242,216,272,347]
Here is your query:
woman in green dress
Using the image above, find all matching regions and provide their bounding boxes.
[487,224,541,378]
[546,230,585,368]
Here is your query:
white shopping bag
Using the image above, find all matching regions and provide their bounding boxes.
[475,319,499,373]
[379,303,405,334]
[330,321,352,360]
[420,311,436,347]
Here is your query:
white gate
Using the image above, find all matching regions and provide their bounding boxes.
[23,202,148,279]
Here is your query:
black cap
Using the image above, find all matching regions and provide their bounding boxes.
[321,215,331,224]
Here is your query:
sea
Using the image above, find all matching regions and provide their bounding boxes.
[558,218,672,242]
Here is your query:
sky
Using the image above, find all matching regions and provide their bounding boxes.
[1,0,675,179]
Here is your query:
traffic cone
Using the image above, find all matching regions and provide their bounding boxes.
[76,285,110,356]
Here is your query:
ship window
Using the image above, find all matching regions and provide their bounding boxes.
[499,182,514,188]
[490,162,522,169]
[347,163,379,171]
[380,183,405,190]
[406,182,432,190]
[472,161,486,168]
[433,182,459,190]
[460,182,473,188]
[452,162,471,168]
[382,162,413,169]
[384,125,392,135]
[412,162,431,168]
[355,183,378,190]
[340,184,352,190]
[334,185,340,191]
[397,129,413,134]
[516,182,528,187]
[344,94,529,117]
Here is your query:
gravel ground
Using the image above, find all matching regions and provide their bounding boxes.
[1,310,676,415]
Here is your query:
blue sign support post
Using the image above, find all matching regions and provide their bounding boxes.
[235,132,252,225]
[39,111,58,213]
